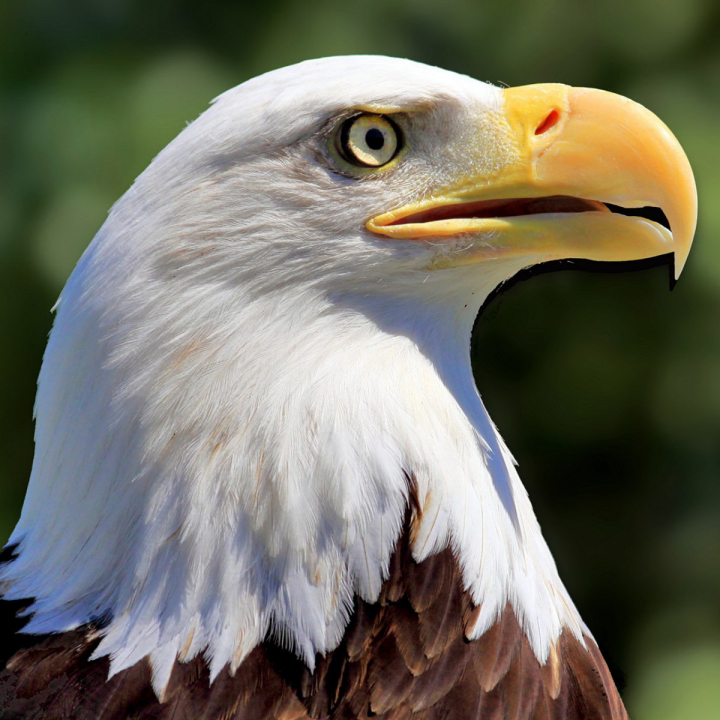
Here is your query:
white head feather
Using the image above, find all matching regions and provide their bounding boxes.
[1,56,586,696]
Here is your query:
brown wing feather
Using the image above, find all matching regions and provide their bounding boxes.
[0,504,629,720]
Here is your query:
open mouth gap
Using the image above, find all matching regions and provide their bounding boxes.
[389,195,670,231]
[604,203,670,231]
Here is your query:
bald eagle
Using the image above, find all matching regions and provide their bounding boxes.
[0,56,696,719]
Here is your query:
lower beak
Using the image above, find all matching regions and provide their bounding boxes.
[367,84,697,279]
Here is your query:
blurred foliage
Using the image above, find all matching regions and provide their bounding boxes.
[0,0,718,717]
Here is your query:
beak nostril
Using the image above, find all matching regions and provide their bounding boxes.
[535,109,560,135]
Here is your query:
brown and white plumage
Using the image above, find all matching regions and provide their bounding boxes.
[0,518,626,719]
[0,56,696,718]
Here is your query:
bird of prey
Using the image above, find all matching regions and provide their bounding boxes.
[0,56,696,719]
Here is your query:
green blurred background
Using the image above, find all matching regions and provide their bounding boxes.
[0,0,718,717]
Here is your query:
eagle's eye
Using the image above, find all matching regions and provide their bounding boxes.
[338,114,400,167]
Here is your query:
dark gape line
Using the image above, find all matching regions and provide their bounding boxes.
[605,203,671,231]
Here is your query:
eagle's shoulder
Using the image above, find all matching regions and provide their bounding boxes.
[0,527,627,720]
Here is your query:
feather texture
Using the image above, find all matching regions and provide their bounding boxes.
[0,509,627,719]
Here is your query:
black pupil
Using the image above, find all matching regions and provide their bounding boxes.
[365,127,385,150]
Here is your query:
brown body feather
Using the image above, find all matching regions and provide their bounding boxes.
[0,516,628,719]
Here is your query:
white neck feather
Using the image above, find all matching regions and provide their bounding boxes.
[2,262,586,696]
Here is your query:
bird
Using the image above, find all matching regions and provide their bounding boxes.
[0,56,697,719]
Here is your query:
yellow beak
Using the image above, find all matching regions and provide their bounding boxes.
[367,84,697,279]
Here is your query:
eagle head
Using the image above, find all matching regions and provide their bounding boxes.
[1,56,696,699]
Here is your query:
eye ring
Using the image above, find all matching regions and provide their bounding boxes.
[338,114,400,168]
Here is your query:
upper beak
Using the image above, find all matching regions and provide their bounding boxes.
[367,84,697,279]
